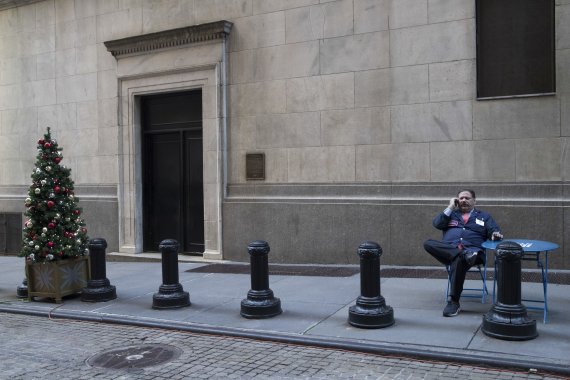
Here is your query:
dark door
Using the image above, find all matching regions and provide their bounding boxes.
[141,91,204,254]
[1,213,22,254]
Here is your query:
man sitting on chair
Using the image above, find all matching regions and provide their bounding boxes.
[424,189,503,317]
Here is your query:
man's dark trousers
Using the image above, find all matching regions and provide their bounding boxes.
[424,239,483,301]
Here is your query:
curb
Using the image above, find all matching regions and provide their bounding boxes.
[1,304,568,378]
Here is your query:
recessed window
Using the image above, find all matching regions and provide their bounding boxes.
[476,0,555,99]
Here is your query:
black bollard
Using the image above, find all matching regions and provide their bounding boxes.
[81,238,117,302]
[482,241,537,341]
[240,240,282,319]
[348,241,394,328]
[16,278,28,298]
[152,239,190,309]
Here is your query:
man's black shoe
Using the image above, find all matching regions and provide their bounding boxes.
[443,301,460,317]
[463,250,479,266]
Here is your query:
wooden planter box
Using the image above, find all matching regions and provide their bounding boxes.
[26,256,90,303]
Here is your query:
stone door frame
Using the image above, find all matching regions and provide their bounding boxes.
[105,22,232,259]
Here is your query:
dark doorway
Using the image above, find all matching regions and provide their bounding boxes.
[141,91,204,254]
[1,213,22,254]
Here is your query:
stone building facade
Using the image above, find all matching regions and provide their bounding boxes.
[0,0,568,269]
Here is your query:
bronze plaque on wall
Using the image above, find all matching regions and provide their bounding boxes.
[246,153,265,180]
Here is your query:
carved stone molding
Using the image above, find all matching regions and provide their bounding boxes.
[104,20,233,58]
[108,20,230,258]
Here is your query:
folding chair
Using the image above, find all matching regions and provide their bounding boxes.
[445,253,488,304]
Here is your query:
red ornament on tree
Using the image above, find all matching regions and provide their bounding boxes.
[47,200,55,208]
[44,142,51,148]
[47,241,54,247]
[54,157,61,164]
[73,209,81,215]
[48,222,56,229]
[38,139,45,145]
[54,186,61,193]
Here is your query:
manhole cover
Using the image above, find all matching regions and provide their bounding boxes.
[86,344,182,369]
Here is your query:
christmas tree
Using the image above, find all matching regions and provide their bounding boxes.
[20,128,89,263]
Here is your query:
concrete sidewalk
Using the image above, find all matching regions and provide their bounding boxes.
[1,255,569,376]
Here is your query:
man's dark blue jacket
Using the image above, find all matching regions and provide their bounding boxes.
[432,208,501,252]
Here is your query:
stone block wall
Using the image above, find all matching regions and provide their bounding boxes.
[226,0,569,185]
[0,0,568,266]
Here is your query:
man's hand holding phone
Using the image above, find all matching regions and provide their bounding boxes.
[448,197,459,210]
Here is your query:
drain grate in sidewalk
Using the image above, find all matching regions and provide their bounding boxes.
[187,265,451,278]
[187,264,360,277]
[187,264,570,284]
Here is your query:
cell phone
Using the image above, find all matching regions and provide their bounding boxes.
[454,199,459,207]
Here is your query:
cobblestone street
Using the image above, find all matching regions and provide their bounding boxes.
[0,312,564,380]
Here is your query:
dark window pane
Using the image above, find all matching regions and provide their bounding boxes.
[476,0,555,99]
